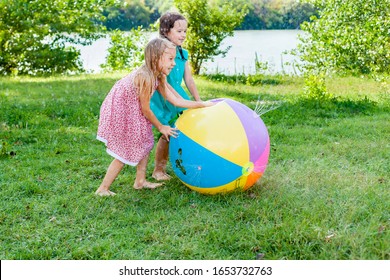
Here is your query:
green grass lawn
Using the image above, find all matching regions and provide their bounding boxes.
[0,73,389,260]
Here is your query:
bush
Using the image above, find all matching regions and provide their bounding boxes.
[297,0,390,75]
[100,28,148,72]
[0,0,113,76]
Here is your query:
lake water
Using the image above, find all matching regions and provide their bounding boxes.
[79,30,303,75]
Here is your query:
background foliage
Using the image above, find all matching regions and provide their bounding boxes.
[175,0,247,75]
[0,0,114,76]
[2,0,389,80]
[239,0,317,29]
[100,27,149,72]
[0,0,317,77]
[102,0,316,31]
[297,0,390,75]
[103,0,153,30]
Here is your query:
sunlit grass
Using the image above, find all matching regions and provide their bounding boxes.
[0,73,389,260]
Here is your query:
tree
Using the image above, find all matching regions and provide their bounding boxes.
[0,0,113,76]
[100,27,148,71]
[103,0,174,30]
[174,0,247,74]
[281,1,317,29]
[146,0,174,19]
[104,0,152,31]
[297,0,390,75]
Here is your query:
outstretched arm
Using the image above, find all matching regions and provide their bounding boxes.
[183,61,201,101]
[166,83,183,100]
[159,83,211,109]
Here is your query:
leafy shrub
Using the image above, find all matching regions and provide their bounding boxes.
[303,73,333,101]
[100,28,148,71]
[0,0,113,76]
[297,0,390,75]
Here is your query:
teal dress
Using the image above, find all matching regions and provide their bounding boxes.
[150,46,190,126]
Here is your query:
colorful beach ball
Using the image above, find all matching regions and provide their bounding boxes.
[169,98,270,195]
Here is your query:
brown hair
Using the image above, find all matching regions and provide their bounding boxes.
[134,37,176,97]
[159,12,187,38]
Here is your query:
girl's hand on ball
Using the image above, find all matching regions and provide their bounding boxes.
[202,101,215,107]
[160,125,178,141]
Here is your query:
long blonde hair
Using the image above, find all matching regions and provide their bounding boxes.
[134,37,175,97]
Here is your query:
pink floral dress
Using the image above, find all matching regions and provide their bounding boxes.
[97,72,157,166]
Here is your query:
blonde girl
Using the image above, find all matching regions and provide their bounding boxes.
[95,38,212,196]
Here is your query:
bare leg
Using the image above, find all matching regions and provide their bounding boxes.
[152,136,171,181]
[95,159,124,196]
[134,153,163,189]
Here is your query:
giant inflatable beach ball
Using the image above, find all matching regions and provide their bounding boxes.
[169,98,270,195]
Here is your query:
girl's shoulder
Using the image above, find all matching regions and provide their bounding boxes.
[176,47,189,60]
[181,48,189,58]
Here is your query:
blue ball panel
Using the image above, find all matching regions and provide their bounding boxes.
[169,131,243,188]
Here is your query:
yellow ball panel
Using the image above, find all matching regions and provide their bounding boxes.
[177,102,249,167]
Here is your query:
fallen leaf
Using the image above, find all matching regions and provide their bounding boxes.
[325,233,336,242]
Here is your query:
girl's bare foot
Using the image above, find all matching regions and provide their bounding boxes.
[95,189,116,196]
[152,172,171,181]
[133,181,163,190]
